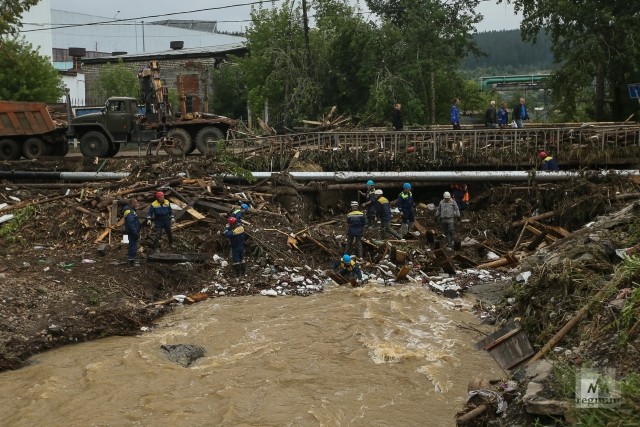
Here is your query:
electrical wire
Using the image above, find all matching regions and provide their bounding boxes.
[19,0,281,33]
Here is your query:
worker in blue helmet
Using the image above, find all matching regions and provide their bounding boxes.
[333,254,363,282]
[359,180,378,227]
[397,182,416,237]
[228,202,250,224]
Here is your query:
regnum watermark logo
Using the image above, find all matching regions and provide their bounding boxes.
[575,368,622,408]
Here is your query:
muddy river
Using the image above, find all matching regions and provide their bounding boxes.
[0,284,501,426]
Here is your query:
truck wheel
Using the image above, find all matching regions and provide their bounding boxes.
[166,128,192,156]
[110,143,121,157]
[23,137,46,159]
[195,127,225,155]
[80,131,109,157]
[54,140,70,156]
[0,138,22,160]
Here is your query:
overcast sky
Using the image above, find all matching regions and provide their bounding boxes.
[50,0,522,33]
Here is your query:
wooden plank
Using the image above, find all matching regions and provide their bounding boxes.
[326,270,349,285]
[395,265,411,280]
[483,328,521,350]
[413,219,427,234]
[95,218,124,242]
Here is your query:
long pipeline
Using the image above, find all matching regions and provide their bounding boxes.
[241,170,640,182]
[0,171,129,181]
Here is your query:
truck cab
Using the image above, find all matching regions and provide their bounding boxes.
[70,97,141,157]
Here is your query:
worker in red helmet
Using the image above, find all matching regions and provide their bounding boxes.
[146,190,175,252]
[539,151,559,171]
[224,216,247,276]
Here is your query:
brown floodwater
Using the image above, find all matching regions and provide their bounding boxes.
[0,283,502,426]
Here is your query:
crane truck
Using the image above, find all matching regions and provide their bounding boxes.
[69,60,235,158]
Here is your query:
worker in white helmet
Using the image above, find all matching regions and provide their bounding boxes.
[435,191,460,249]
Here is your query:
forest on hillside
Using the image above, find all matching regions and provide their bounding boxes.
[463,29,554,75]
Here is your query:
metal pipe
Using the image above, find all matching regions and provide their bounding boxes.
[0,171,128,181]
[241,170,640,182]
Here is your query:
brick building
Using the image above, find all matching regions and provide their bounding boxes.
[80,43,247,111]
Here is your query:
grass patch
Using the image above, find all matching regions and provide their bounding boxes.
[0,206,36,243]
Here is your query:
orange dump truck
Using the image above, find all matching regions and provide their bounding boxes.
[0,101,69,160]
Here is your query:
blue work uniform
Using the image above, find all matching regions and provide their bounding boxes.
[224,224,247,264]
[376,196,402,239]
[147,199,174,249]
[542,156,559,171]
[397,190,415,224]
[123,204,141,262]
[346,209,365,258]
[333,259,363,280]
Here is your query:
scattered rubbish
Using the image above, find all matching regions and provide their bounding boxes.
[81,259,96,264]
[516,271,531,284]
[0,214,14,224]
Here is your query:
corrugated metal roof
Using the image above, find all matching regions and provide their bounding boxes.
[82,43,247,64]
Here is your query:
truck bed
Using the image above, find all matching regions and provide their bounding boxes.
[0,101,58,137]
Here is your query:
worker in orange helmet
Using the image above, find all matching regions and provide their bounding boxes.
[539,151,559,171]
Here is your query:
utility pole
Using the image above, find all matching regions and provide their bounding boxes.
[301,0,311,72]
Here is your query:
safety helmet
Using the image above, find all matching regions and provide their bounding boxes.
[539,151,547,159]
[228,217,237,225]
[350,201,359,208]
[155,191,164,198]
[443,191,451,199]
[342,254,351,263]
[241,203,249,210]
[374,189,383,195]
[403,182,411,190]
[367,180,374,186]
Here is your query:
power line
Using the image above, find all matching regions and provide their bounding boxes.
[18,0,281,33]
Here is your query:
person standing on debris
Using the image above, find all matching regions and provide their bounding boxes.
[392,103,403,131]
[397,183,416,237]
[345,201,365,259]
[513,97,530,128]
[498,101,509,128]
[485,100,498,128]
[450,98,461,130]
[224,217,247,277]
[450,183,469,211]
[375,189,402,239]
[147,191,174,252]
[334,254,363,282]
[123,198,141,266]
[229,203,250,224]
[539,151,559,171]
[436,191,461,249]
[360,180,378,227]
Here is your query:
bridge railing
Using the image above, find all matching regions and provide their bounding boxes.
[226,125,640,170]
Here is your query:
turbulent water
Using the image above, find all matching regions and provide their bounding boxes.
[0,284,501,426]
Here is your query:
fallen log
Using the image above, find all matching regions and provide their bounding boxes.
[0,192,79,213]
[528,279,618,363]
[476,253,518,269]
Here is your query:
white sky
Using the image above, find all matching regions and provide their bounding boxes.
[50,0,522,33]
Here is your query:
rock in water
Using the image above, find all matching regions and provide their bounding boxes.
[161,344,206,367]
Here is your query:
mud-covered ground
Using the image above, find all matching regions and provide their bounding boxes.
[1,156,640,425]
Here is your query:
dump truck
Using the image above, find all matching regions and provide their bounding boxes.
[0,101,70,160]
[69,60,235,158]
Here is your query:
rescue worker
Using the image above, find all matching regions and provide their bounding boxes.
[333,254,363,282]
[539,151,559,171]
[345,201,365,259]
[224,217,247,277]
[229,203,250,223]
[146,191,174,251]
[450,183,469,211]
[397,182,415,237]
[123,198,141,266]
[375,189,402,239]
[360,180,378,227]
[436,191,460,249]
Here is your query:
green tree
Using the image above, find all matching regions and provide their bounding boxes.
[0,0,38,36]
[510,0,640,121]
[0,37,63,102]
[91,59,140,103]
[211,63,248,120]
